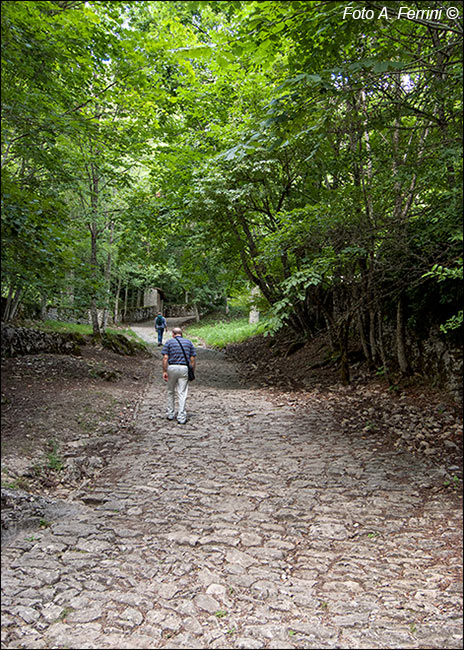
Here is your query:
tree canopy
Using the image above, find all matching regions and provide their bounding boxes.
[2,0,462,378]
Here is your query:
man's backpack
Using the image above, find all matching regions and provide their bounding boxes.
[155,315,164,327]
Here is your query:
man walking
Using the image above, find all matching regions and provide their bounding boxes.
[154,312,167,346]
[162,327,196,424]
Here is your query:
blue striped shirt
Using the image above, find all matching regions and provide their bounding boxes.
[162,337,196,365]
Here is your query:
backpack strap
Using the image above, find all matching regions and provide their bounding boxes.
[175,337,190,365]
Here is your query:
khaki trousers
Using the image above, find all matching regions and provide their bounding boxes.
[166,364,189,423]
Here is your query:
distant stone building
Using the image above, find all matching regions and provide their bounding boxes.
[143,288,164,314]
[121,287,165,323]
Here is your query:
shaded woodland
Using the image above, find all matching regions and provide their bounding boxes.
[2,1,462,386]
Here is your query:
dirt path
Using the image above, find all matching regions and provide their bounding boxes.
[130,318,199,348]
[1,322,462,649]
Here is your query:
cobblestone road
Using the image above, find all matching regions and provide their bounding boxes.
[1,324,462,649]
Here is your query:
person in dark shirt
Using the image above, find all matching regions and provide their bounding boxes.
[154,312,167,346]
[161,327,196,424]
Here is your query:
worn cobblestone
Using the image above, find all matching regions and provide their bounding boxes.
[1,337,462,649]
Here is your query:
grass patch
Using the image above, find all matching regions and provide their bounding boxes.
[32,320,92,335]
[185,317,265,348]
[28,320,142,342]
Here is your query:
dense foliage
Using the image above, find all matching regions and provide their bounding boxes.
[2,0,462,380]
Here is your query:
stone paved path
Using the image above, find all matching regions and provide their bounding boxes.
[1,323,462,649]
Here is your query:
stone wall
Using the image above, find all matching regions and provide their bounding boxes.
[1,325,84,358]
[121,306,158,323]
[46,307,90,325]
[410,334,463,401]
[1,325,149,359]
[165,304,196,318]
[378,324,462,401]
[46,305,160,325]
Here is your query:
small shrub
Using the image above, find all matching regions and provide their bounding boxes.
[46,440,63,472]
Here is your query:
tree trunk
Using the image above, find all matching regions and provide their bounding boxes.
[323,313,335,350]
[396,295,411,376]
[3,285,14,321]
[357,259,373,366]
[357,311,372,366]
[114,276,122,324]
[88,151,102,336]
[10,289,23,320]
[65,271,74,306]
[89,222,100,336]
[123,285,128,321]
[40,295,48,321]
[100,221,114,331]
[377,304,390,383]
[338,320,351,385]
[369,307,377,365]
[3,285,23,321]
[367,256,378,364]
